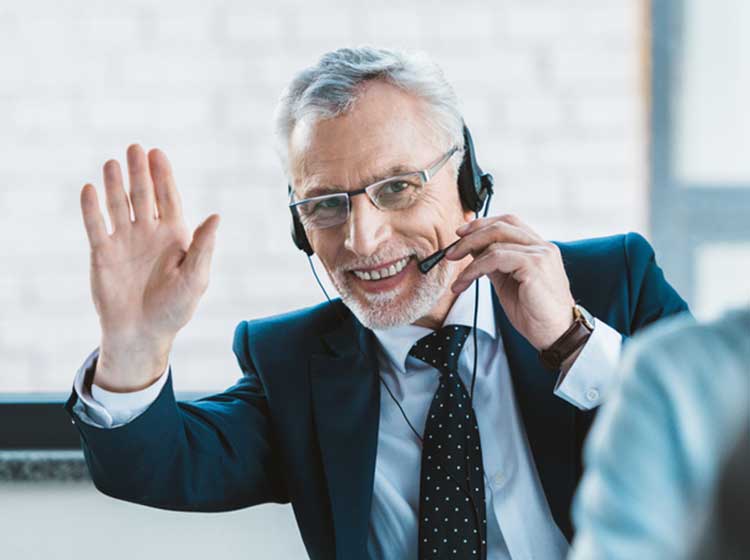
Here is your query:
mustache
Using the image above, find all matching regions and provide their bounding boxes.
[337,248,424,273]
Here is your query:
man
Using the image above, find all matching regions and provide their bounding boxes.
[66,47,688,559]
[569,306,749,559]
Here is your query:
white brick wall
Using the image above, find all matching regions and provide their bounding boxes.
[0,0,646,392]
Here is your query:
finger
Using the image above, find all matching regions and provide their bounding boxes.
[447,219,539,261]
[148,148,184,223]
[80,184,109,249]
[498,213,545,243]
[126,144,156,224]
[452,245,530,293]
[103,159,131,231]
[181,214,221,290]
[457,214,544,243]
[500,214,539,237]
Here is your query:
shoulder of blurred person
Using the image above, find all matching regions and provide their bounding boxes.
[569,305,750,560]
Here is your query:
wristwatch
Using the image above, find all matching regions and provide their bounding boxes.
[539,304,595,371]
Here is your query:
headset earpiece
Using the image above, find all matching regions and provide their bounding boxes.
[457,124,493,214]
[289,184,314,255]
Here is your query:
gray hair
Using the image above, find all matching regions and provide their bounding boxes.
[273,46,465,180]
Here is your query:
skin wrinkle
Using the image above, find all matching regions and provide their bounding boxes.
[289,80,474,330]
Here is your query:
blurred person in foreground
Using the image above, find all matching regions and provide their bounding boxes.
[65,47,688,559]
[569,306,749,560]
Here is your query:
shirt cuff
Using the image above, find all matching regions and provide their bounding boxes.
[72,347,171,429]
[553,318,623,410]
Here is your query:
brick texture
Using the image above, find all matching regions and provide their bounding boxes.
[0,0,646,392]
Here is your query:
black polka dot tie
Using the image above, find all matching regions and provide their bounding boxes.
[409,325,487,560]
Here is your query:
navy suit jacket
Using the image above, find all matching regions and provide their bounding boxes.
[65,232,688,560]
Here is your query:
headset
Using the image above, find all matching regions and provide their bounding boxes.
[288,124,494,259]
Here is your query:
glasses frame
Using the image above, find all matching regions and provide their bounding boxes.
[289,145,459,230]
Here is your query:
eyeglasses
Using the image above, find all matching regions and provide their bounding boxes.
[289,146,459,231]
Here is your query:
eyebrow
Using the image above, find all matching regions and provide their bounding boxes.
[299,164,416,200]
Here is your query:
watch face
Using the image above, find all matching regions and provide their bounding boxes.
[576,304,595,331]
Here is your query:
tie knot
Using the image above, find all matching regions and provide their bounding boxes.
[408,325,472,374]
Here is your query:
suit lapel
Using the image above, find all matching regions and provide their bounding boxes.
[310,313,380,560]
[491,291,577,539]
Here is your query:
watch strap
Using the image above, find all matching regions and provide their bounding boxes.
[540,306,594,371]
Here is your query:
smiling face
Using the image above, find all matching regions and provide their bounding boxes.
[289,80,474,330]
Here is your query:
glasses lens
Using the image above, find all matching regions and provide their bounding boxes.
[370,174,423,210]
[295,193,348,230]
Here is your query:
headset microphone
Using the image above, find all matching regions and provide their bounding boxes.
[417,239,461,274]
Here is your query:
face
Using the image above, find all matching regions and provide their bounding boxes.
[289,80,473,329]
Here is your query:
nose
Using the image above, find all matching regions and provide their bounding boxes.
[343,194,391,257]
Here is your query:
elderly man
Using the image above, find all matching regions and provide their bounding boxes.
[66,47,687,560]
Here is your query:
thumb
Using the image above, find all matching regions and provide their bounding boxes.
[182,213,220,284]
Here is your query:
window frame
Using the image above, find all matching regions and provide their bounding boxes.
[0,391,210,450]
[650,0,750,306]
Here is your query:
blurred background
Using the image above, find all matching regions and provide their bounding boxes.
[0,0,747,558]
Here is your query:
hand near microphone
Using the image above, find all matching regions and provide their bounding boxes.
[79,145,220,392]
[444,214,576,352]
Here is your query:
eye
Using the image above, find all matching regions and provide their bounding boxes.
[313,197,342,211]
[382,180,412,194]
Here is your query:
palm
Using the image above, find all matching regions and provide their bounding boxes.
[90,223,190,336]
[80,145,220,349]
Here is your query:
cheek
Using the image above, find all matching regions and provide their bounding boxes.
[308,230,341,266]
[401,188,465,238]
[405,191,449,225]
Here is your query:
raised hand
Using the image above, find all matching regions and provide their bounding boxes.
[80,144,220,392]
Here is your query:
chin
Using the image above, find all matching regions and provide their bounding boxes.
[332,259,454,330]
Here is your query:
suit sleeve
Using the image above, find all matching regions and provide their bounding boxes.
[63,320,289,512]
[623,232,690,333]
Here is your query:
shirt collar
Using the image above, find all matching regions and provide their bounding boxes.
[371,275,497,375]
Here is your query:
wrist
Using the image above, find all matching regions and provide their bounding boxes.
[535,300,578,350]
[539,304,595,371]
[537,316,576,351]
[95,337,171,393]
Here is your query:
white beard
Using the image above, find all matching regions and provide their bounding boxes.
[330,257,455,330]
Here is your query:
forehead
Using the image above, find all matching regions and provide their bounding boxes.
[290,80,445,198]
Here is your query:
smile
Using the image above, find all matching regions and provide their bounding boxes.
[351,256,410,281]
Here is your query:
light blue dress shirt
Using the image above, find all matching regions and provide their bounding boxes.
[72,277,624,559]
[569,307,750,560]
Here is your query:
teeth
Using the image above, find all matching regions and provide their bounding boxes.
[353,257,410,281]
